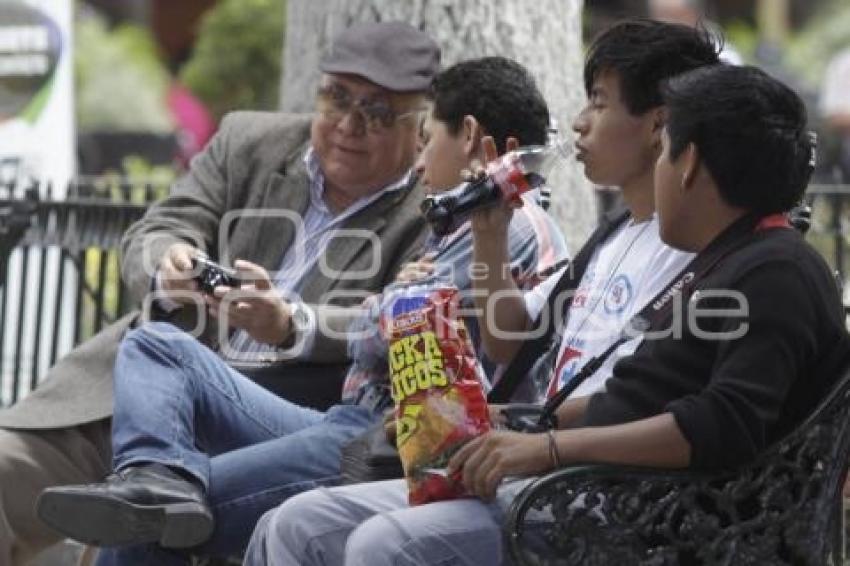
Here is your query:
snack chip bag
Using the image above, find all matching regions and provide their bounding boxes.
[382,280,490,505]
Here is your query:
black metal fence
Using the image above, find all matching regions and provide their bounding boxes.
[0,182,849,407]
[0,179,162,406]
[807,185,850,287]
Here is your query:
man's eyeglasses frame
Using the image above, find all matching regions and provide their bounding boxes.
[316,83,427,134]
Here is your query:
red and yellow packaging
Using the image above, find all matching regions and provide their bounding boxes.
[382,283,490,505]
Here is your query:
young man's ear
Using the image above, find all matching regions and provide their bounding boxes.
[649,107,666,151]
[681,142,700,189]
[462,115,482,158]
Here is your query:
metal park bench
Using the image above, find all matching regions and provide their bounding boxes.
[505,364,850,566]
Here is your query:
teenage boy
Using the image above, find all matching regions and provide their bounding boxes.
[36,57,568,565]
[243,19,726,565]
[252,50,850,566]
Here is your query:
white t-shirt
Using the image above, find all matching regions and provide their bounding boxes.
[524,215,693,400]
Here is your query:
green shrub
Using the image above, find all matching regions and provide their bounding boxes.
[787,0,850,88]
[723,20,758,62]
[180,0,286,121]
[74,11,173,132]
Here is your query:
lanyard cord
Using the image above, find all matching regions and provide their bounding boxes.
[543,219,653,395]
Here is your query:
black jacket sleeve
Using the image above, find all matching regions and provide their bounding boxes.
[665,260,819,469]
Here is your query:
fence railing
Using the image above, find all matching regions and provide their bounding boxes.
[0,179,161,405]
[0,182,849,406]
[803,185,850,299]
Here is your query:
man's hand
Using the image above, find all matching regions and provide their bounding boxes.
[395,257,435,283]
[205,259,292,346]
[467,135,531,365]
[446,430,553,501]
[469,136,523,240]
[158,242,201,304]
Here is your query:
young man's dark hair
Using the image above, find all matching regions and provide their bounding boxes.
[430,56,550,153]
[584,19,720,115]
[662,65,815,214]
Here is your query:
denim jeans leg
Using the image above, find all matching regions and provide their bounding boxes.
[111,321,325,488]
[199,403,381,558]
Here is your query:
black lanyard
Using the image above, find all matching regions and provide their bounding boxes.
[488,208,632,403]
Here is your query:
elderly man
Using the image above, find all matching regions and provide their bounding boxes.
[0,21,437,566]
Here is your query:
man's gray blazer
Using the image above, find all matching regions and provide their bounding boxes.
[0,112,427,430]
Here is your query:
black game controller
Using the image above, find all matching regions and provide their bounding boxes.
[191,256,241,294]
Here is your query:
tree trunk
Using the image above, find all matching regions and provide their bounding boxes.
[281,0,595,250]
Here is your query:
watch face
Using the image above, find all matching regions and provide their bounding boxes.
[291,303,310,330]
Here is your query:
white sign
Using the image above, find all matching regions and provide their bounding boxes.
[0,0,74,190]
[0,0,75,403]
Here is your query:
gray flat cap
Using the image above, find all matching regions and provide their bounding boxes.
[320,21,441,92]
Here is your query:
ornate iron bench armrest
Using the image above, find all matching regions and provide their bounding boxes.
[505,464,721,566]
[506,437,847,565]
[505,369,850,566]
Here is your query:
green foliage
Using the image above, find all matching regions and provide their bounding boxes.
[79,155,173,338]
[111,155,175,201]
[786,0,850,88]
[723,20,758,62]
[80,248,121,339]
[180,0,286,121]
[805,196,850,301]
[74,11,173,132]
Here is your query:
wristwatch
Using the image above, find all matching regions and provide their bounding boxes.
[278,301,311,349]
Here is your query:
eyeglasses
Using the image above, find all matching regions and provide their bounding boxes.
[316,83,425,134]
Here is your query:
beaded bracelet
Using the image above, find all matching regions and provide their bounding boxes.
[547,429,561,468]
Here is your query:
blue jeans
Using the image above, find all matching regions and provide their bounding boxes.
[95,322,382,566]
